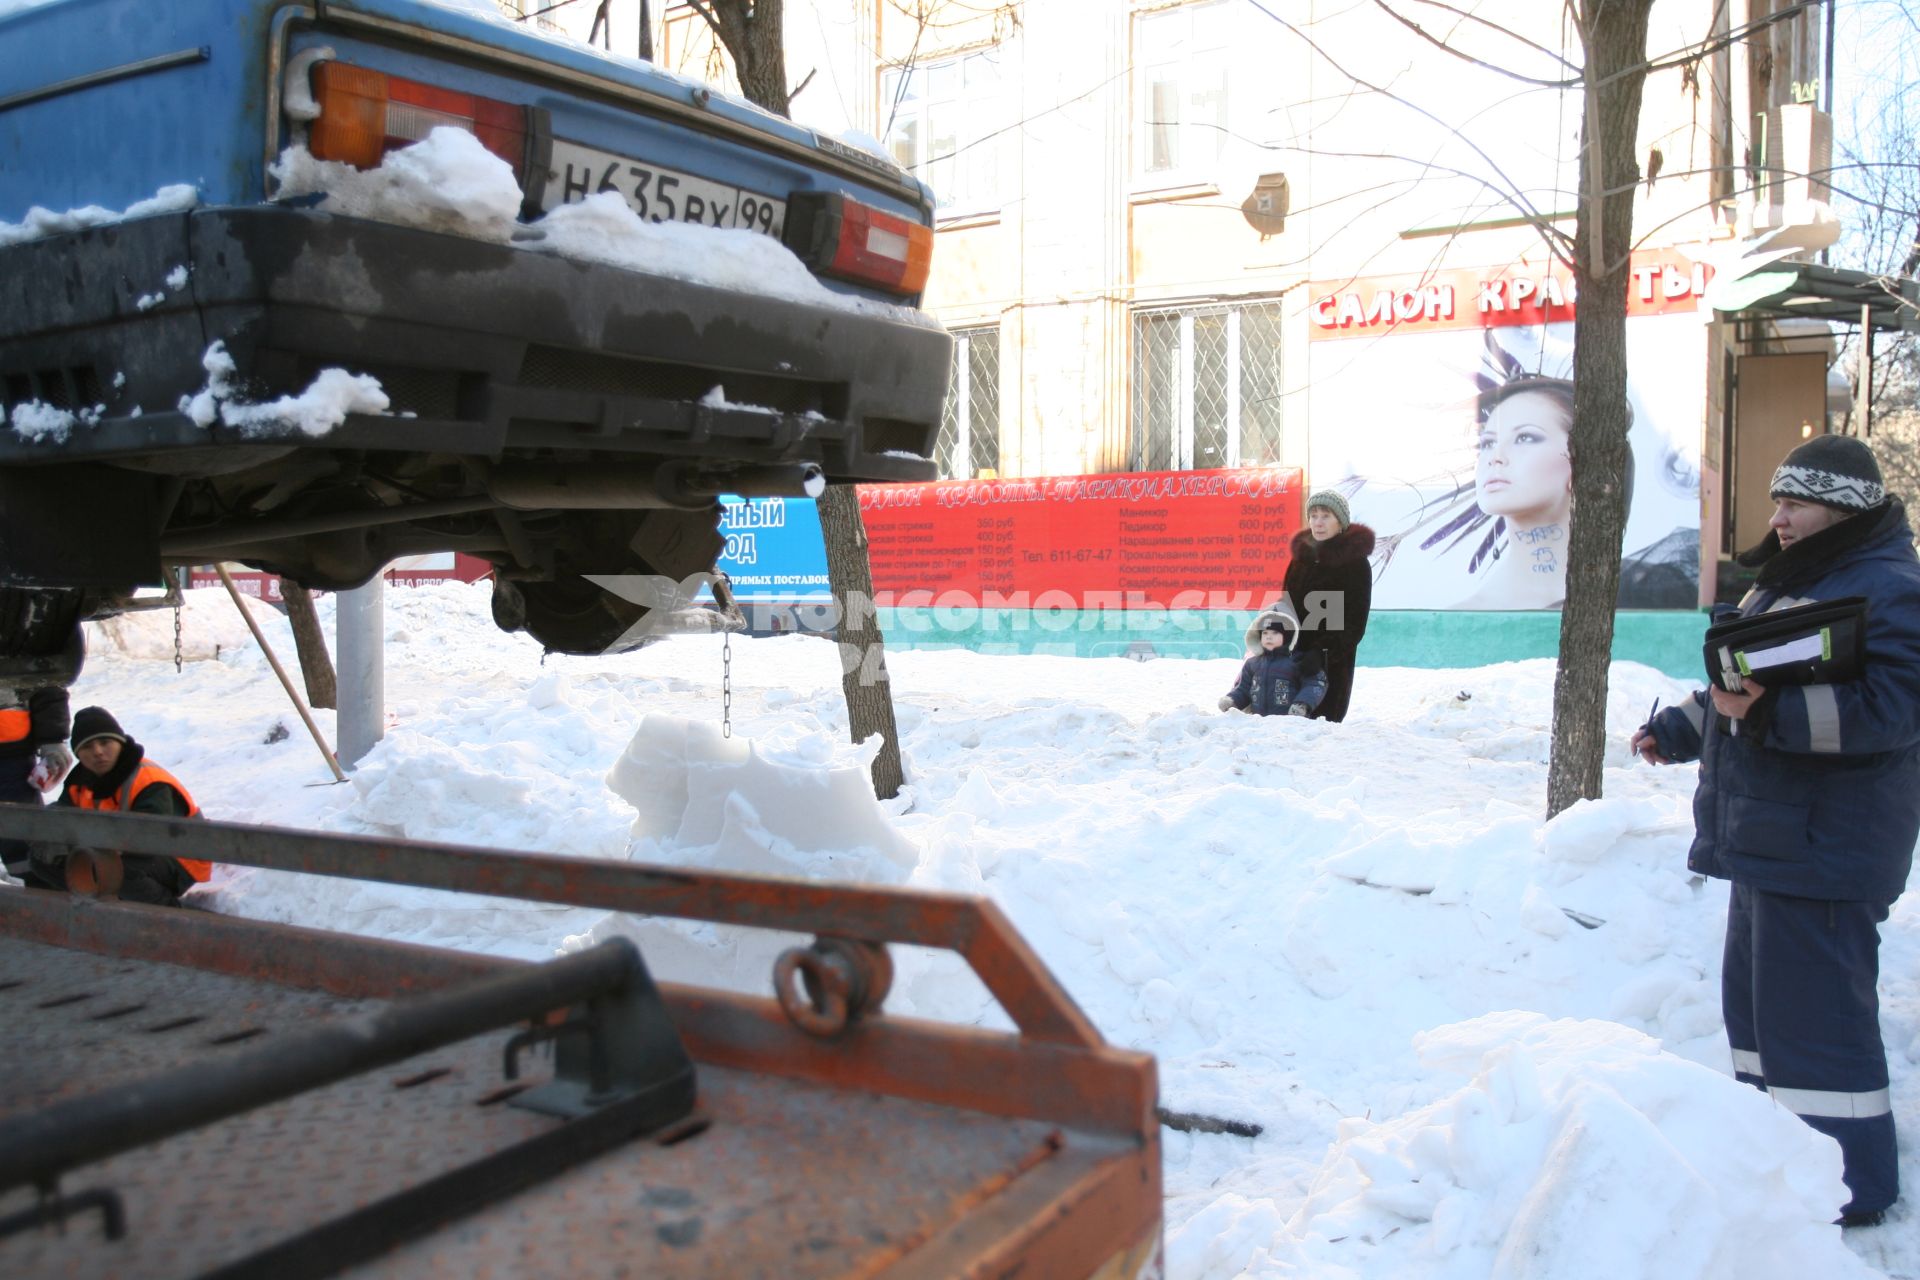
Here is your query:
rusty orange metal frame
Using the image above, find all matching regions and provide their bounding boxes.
[3,806,1101,1044]
[1,805,1163,1278]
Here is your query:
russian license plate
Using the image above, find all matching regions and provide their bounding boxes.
[542,138,786,237]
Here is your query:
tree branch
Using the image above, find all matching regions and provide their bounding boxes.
[1244,0,1569,254]
[1373,0,1576,87]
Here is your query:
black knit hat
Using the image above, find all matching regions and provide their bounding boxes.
[1770,435,1886,513]
[70,706,127,751]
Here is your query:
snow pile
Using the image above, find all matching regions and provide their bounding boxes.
[530,190,846,308]
[37,582,1912,1276]
[272,130,523,243]
[178,340,389,437]
[5,399,100,444]
[0,182,197,248]
[1178,1012,1872,1280]
[86,588,284,663]
[269,127,926,320]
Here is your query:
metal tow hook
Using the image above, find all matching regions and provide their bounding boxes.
[773,938,894,1038]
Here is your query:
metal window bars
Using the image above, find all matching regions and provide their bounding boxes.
[1129,299,1285,472]
[936,325,1002,480]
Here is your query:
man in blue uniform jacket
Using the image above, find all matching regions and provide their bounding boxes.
[1632,435,1919,1228]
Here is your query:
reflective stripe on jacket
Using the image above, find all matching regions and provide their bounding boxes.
[1650,502,1920,901]
[0,708,29,744]
[67,762,211,882]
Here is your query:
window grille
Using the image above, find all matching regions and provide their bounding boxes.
[937,327,1002,480]
[1129,300,1284,471]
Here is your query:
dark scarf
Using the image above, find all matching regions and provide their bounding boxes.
[70,739,145,802]
[1737,498,1907,589]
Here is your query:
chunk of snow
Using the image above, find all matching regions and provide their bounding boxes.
[177,340,388,437]
[269,131,931,323]
[0,183,197,248]
[7,400,76,443]
[271,129,522,243]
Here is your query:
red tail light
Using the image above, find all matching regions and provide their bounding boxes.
[307,63,526,180]
[782,193,934,297]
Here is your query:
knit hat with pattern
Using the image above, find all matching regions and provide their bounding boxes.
[1769,435,1886,513]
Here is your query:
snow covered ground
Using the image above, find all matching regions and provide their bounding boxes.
[28,583,1917,1278]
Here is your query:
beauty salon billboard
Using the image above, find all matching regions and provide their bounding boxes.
[1307,251,1706,611]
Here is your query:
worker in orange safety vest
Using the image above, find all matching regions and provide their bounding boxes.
[28,706,210,905]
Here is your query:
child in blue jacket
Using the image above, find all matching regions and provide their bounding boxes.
[1219,607,1328,716]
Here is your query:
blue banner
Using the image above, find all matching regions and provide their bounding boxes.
[714,496,831,601]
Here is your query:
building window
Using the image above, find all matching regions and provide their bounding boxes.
[882,50,1004,212]
[938,327,1001,479]
[1130,301,1284,471]
[1136,2,1229,180]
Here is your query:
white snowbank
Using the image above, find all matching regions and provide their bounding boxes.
[85,588,284,663]
[1178,1012,1874,1280]
[36,583,1913,1276]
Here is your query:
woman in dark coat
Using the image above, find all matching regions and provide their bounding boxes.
[1281,490,1375,722]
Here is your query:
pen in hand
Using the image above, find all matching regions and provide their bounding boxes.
[1633,697,1662,764]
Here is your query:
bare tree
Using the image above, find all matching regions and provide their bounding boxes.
[681,0,909,800]
[681,0,797,115]
[281,582,337,710]
[1280,1,1662,816]
[1546,0,1659,819]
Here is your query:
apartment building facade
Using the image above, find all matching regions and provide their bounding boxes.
[543,0,1862,617]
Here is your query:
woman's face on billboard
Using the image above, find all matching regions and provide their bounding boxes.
[1475,389,1572,524]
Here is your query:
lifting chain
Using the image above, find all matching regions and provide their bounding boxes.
[172,601,183,674]
[721,630,733,739]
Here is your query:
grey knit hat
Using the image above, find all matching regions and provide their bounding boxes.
[1306,490,1351,531]
[1770,435,1885,513]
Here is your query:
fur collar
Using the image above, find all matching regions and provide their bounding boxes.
[1737,498,1910,588]
[1290,523,1377,568]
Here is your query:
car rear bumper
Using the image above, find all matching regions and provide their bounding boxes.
[0,206,949,480]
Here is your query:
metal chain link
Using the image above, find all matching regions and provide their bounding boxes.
[173,602,183,674]
[721,630,733,738]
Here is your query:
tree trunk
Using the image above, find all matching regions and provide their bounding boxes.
[818,484,905,798]
[281,582,337,710]
[736,0,789,111]
[693,0,906,799]
[1546,1,1658,819]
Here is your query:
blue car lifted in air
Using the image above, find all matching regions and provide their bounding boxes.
[0,0,948,662]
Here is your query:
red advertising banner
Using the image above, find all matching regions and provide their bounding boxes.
[856,468,1305,609]
[1307,248,1708,339]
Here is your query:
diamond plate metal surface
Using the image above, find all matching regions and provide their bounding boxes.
[0,936,1071,1279]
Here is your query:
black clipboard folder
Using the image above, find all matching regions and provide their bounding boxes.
[1703,596,1869,693]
